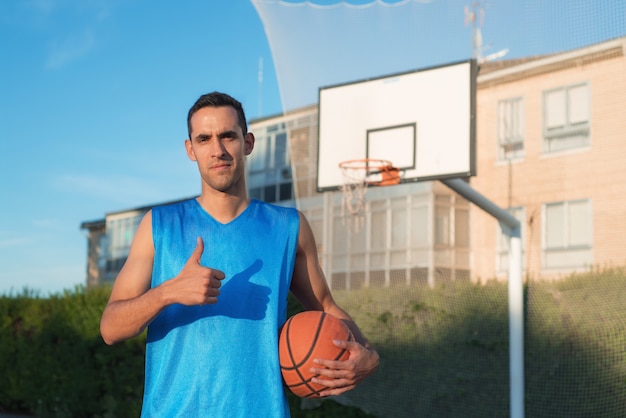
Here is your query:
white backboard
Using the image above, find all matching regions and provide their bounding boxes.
[317,60,476,191]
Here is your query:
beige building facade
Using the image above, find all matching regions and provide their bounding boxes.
[470,37,626,281]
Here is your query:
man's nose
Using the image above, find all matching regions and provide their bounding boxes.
[209,138,227,157]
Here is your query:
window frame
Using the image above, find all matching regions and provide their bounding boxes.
[246,123,293,203]
[542,82,590,153]
[497,96,525,161]
[542,199,593,270]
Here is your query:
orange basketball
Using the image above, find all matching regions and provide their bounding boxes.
[279,311,353,398]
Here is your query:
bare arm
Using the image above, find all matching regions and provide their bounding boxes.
[290,212,379,396]
[100,210,225,345]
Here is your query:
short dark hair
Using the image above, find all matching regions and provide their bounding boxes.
[187,92,248,139]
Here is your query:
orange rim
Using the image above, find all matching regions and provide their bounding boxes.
[339,159,401,186]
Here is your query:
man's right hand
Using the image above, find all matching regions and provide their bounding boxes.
[165,237,226,306]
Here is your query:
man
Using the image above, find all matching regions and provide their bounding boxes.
[100,92,379,417]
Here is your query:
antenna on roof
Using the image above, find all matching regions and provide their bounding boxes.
[465,2,508,64]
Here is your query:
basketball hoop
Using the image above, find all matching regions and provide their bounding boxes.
[338,159,401,221]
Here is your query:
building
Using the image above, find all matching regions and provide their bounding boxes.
[80,198,191,287]
[80,106,471,289]
[471,36,626,281]
[80,37,626,288]
[249,105,470,290]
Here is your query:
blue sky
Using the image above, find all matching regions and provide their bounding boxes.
[1,0,624,296]
[0,0,282,295]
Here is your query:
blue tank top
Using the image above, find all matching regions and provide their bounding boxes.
[142,199,299,418]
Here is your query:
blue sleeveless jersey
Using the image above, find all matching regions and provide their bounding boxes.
[142,199,299,418]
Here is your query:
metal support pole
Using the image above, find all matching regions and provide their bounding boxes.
[441,178,524,418]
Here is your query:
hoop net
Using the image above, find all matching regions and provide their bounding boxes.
[339,159,401,224]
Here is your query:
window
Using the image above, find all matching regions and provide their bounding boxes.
[434,196,469,247]
[390,198,408,265]
[104,212,144,279]
[248,136,267,172]
[543,199,592,269]
[409,204,429,265]
[369,201,388,268]
[274,132,288,168]
[247,124,293,203]
[497,97,524,160]
[97,233,108,279]
[496,207,525,273]
[455,207,469,247]
[543,83,590,153]
[434,196,469,248]
[433,194,470,275]
[434,205,450,246]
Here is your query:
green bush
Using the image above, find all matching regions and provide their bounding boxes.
[7,266,624,417]
[0,286,145,417]
[0,287,373,418]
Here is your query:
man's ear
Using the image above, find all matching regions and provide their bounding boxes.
[185,139,197,161]
[244,132,255,156]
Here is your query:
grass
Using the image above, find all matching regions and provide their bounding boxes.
[327,267,626,418]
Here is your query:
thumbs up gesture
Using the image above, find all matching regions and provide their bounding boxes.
[164,237,226,305]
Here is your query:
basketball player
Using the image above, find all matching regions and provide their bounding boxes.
[99,92,379,417]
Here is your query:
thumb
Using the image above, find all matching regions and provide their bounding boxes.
[188,236,204,265]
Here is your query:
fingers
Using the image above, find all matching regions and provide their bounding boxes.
[187,236,205,265]
[309,340,356,385]
[202,268,225,302]
[186,237,225,279]
[185,236,225,280]
[211,268,226,281]
[172,237,226,306]
[311,339,357,370]
[202,283,222,304]
[311,381,356,397]
[311,357,354,377]
[309,362,357,397]
[308,363,357,398]
[307,339,379,397]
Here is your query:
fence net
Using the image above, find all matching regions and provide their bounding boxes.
[252,1,626,417]
[329,266,626,418]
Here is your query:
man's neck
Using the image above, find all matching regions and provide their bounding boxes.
[195,191,250,224]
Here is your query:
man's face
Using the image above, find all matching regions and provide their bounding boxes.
[185,106,254,195]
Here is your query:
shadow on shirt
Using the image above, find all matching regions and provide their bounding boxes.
[147,259,271,343]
